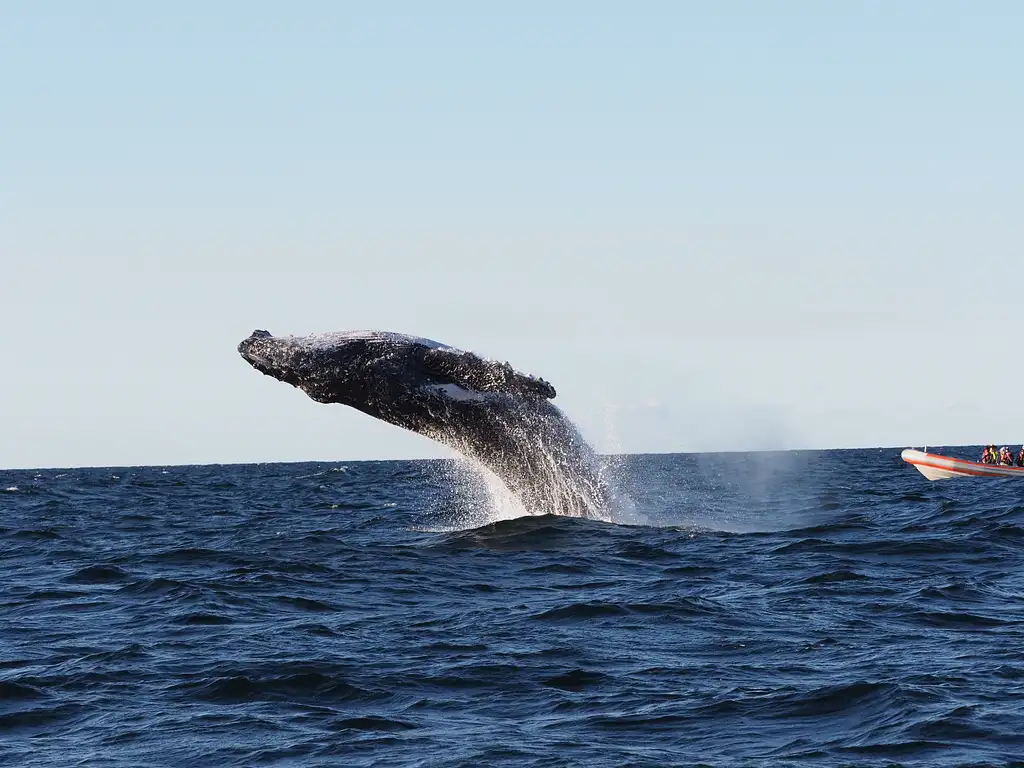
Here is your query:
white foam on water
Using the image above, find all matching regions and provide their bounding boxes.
[419,445,648,532]
[418,455,532,533]
[600,473,649,526]
[587,403,649,526]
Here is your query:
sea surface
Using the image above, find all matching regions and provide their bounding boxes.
[3,447,1024,767]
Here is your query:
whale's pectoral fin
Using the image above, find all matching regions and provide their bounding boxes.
[420,348,556,399]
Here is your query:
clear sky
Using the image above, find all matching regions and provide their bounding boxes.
[2,2,1022,469]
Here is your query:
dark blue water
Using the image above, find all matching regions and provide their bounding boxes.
[3,448,1024,766]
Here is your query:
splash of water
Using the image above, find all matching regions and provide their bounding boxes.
[423,449,647,531]
[439,456,530,529]
[412,392,651,530]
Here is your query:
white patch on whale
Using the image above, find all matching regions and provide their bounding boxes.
[426,383,491,402]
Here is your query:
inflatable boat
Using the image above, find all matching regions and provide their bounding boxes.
[901,449,1024,480]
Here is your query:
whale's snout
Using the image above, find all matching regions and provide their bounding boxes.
[238,329,273,360]
[238,329,303,383]
[238,329,360,403]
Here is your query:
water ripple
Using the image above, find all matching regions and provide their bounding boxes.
[2,449,1024,765]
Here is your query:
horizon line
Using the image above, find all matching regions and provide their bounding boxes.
[0,443,989,473]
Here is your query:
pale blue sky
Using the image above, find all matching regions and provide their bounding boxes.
[2,2,1022,469]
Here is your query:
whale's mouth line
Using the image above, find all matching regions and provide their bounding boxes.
[245,356,282,379]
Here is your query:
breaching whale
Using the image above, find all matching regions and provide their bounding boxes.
[237,329,611,519]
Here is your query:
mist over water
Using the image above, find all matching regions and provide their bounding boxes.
[3,447,1024,766]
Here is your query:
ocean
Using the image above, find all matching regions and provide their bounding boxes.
[2,447,1023,767]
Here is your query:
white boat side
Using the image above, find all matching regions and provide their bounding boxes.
[901,449,1024,481]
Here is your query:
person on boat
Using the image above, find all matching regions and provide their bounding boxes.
[1017,447,1024,467]
[1000,447,1014,466]
[981,445,997,464]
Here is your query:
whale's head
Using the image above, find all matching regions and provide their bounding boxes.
[237,329,388,405]
[238,328,556,408]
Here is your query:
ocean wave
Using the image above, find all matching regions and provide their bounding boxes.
[3,449,1024,765]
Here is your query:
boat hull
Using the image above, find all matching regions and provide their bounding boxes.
[901,449,1024,480]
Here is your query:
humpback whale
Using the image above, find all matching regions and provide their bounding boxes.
[237,330,611,519]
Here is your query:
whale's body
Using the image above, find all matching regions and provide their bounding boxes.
[238,330,611,519]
